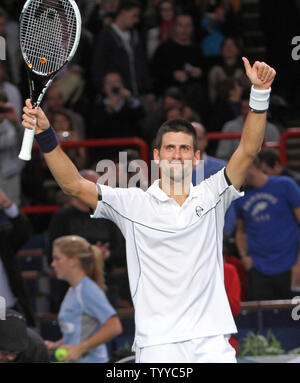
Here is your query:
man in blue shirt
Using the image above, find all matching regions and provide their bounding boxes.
[235,159,300,300]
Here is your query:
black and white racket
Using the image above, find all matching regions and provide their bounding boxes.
[18,0,81,161]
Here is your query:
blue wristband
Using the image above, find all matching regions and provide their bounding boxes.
[35,125,58,153]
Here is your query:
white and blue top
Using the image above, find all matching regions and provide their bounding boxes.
[58,276,116,363]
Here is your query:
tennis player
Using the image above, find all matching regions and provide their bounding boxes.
[22,58,276,363]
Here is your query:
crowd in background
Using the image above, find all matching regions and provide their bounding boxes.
[1,0,300,362]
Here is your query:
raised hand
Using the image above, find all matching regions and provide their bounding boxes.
[242,57,276,90]
[22,99,50,134]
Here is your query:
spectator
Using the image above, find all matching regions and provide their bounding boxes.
[45,235,122,363]
[146,0,177,60]
[53,26,94,116]
[151,13,205,112]
[89,72,145,141]
[257,148,300,187]
[216,89,280,161]
[208,37,249,103]
[200,0,239,58]
[85,0,120,35]
[46,169,126,310]
[0,188,35,327]
[142,86,200,145]
[90,0,151,97]
[0,309,49,363]
[24,109,88,207]
[51,110,87,171]
[0,63,22,118]
[0,90,24,205]
[43,84,86,139]
[208,77,243,134]
[113,148,149,191]
[143,0,163,29]
[235,160,300,300]
[191,121,226,183]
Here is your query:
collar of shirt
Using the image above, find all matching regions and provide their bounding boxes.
[146,179,199,203]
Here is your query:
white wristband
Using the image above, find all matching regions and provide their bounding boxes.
[249,85,271,112]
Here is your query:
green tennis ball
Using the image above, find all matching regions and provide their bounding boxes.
[55,347,68,360]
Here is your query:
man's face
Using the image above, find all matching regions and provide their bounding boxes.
[154,131,200,183]
[122,7,140,29]
[173,15,193,42]
[103,73,122,95]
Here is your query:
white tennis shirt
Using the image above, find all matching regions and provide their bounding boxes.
[91,168,244,349]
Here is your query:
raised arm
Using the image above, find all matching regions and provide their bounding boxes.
[226,58,276,190]
[22,99,98,210]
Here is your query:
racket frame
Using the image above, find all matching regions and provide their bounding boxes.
[18,0,81,161]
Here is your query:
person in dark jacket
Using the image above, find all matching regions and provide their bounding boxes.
[0,188,35,327]
[88,72,145,142]
[0,309,49,363]
[90,0,151,97]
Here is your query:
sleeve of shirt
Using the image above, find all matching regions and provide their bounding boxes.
[204,167,244,212]
[90,184,140,235]
[285,177,300,209]
[81,283,116,326]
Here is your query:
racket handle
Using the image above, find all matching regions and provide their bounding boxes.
[18,118,36,161]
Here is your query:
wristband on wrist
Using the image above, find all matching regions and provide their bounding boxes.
[35,125,58,153]
[249,85,271,113]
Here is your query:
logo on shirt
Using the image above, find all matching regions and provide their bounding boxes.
[195,206,204,217]
[251,201,268,217]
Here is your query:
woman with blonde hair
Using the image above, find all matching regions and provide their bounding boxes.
[44,235,122,363]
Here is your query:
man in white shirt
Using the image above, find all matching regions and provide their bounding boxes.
[22,58,276,362]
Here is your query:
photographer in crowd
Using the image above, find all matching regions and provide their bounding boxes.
[89,71,145,141]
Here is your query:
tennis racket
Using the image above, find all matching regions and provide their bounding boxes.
[18,0,81,161]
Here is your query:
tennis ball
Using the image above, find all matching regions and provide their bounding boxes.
[55,347,68,360]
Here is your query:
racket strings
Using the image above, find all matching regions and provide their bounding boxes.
[20,0,77,75]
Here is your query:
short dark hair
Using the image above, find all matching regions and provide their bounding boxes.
[155,119,198,152]
[116,0,141,15]
[257,148,280,168]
